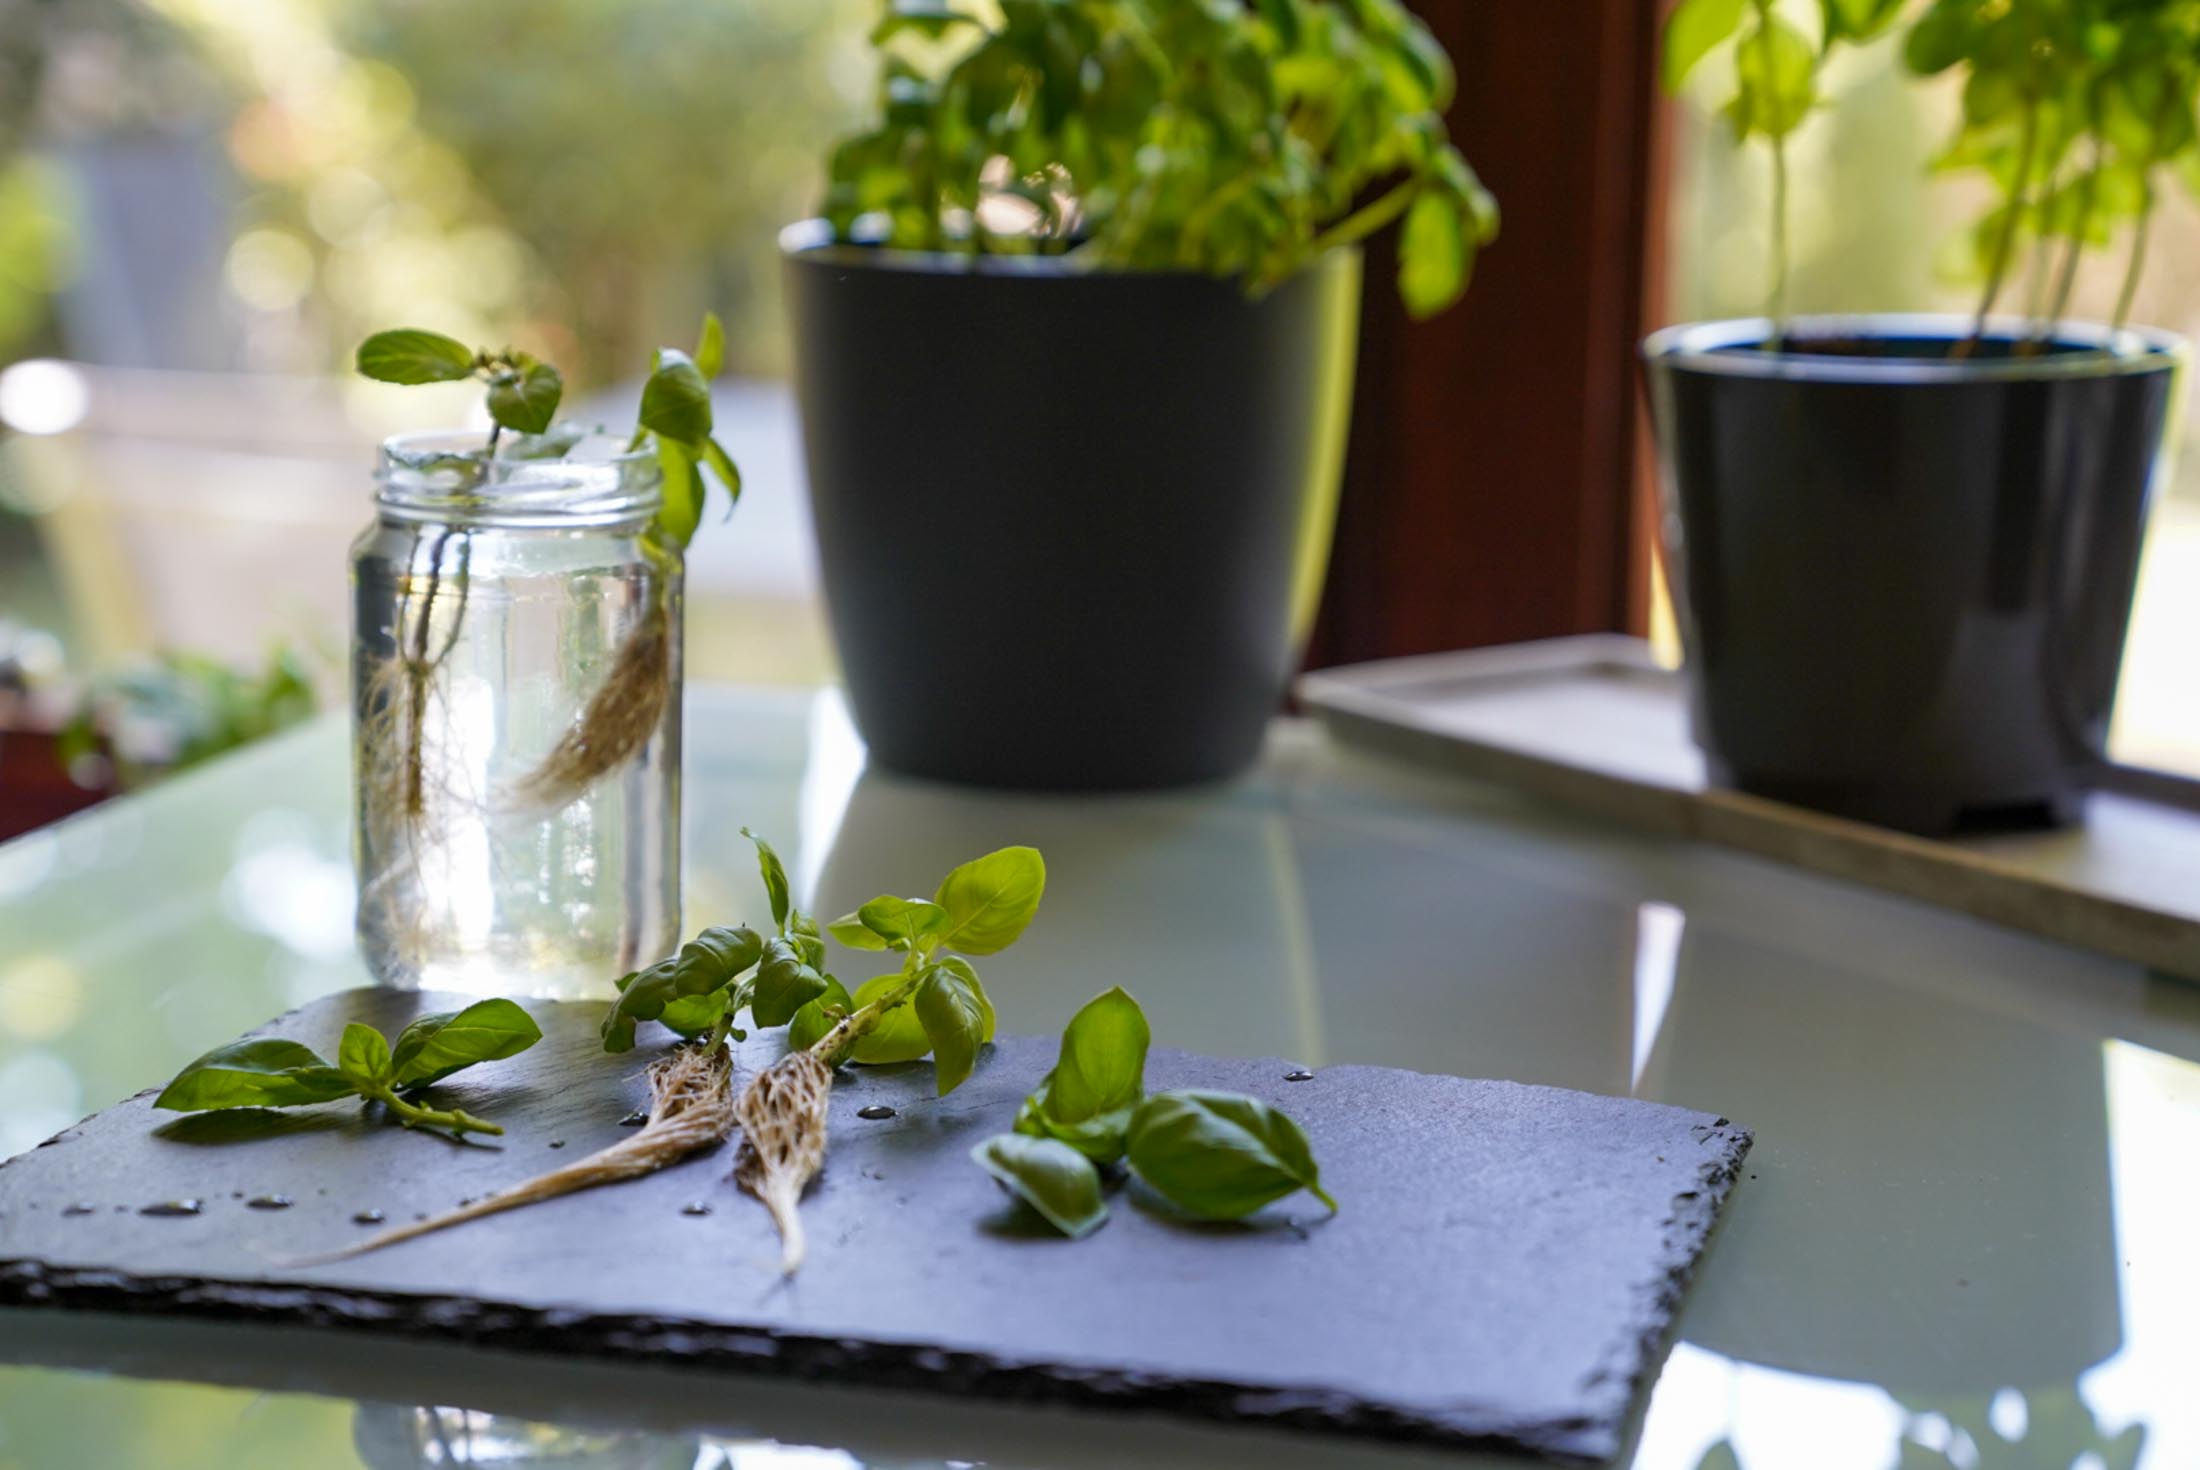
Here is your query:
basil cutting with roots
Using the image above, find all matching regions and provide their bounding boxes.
[827,0,1499,317]
[974,986,1335,1236]
[351,318,741,920]
[332,834,1045,1273]
[156,998,542,1140]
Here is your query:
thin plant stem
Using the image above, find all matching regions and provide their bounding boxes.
[1767,129,1790,348]
[1959,92,2041,361]
[2040,91,2106,345]
[2112,200,2153,334]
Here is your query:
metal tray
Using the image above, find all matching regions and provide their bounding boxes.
[1298,635,2200,983]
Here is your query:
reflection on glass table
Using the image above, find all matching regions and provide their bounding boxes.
[1,685,2197,1469]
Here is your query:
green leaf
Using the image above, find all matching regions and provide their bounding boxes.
[337,1023,393,1086]
[1398,185,1471,321]
[657,988,734,1040]
[971,1133,1109,1238]
[1662,0,1745,92]
[672,925,766,995]
[1042,985,1149,1117]
[389,998,543,1089]
[752,936,830,1029]
[933,846,1047,956]
[701,436,744,510]
[694,311,726,380]
[485,360,564,435]
[655,435,704,549]
[1126,1089,1336,1219]
[855,895,950,951]
[846,973,934,1064]
[788,975,855,1052]
[639,348,713,445]
[744,827,792,931]
[915,960,991,1094]
[829,913,893,950]
[355,329,476,385]
[1015,987,1148,1161]
[1727,15,1817,141]
[153,1037,360,1112]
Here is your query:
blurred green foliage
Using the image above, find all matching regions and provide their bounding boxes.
[60,643,318,788]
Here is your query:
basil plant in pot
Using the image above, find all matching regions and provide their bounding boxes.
[784,0,1496,789]
[1646,0,2190,835]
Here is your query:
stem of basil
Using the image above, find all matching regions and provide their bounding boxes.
[368,1086,502,1138]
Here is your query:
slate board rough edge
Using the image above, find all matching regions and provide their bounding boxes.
[0,1122,1750,1465]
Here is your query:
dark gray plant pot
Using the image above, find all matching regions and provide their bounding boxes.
[1643,314,2184,835]
[782,226,1360,790]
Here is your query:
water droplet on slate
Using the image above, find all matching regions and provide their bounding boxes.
[352,1210,386,1226]
[681,1202,712,1217]
[140,1200,202,1218]
[1284,1069,1315,1082]
[620,1110,648,1126]
[246,1195,293,1211]
[62,1203,96,1217]
[857,1104,896,1120]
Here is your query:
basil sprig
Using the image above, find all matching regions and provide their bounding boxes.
[975,986,1334,1236]
[634,313,742,550]
[356,330,565,438]
[155,998,543,1139]
[826,0,1497,317]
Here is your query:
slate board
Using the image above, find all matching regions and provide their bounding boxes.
[0,990,1750,1464]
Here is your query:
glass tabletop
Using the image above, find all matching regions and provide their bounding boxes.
[2,684,2196,1470]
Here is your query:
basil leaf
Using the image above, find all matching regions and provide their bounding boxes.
[752,936,829,1029]
[829,913,892,951]
[744,827,792,931]
[1398,183,1472,321]
[1044,985,1148,1121]
[655,435,704,549]
[1015,985,1148,1161]
[855,894,949,951]
[788,975,855,1052]
[154,1038,360,1112]
[657,989,733,1040]
[639,348,713,445]
[915,959,991,1095]
[972,1134,1109,1239]
[485,359,563,435]
[389,998,543,1089]
[694,311,726,380]
[701,436,743,509]
[845,973,933,1064]
[673,924,765,995]
[1660,0,1745,93]
[932,845,1046,955]
[337,1023,393,1086]
[1126,1089,1337,1219]
[355,329,476,385]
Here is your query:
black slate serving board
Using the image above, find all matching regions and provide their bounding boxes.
[0,990,1750,1464]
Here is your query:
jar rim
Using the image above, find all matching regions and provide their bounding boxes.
[375,427,662,528]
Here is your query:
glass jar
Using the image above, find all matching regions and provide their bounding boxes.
[350,430,681,996]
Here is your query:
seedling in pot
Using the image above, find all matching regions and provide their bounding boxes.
[156,998,542,1140]
[828,0,1500,317]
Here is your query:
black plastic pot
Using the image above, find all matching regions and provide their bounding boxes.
[782,227,1360,790]
[1643,315,2184,835]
